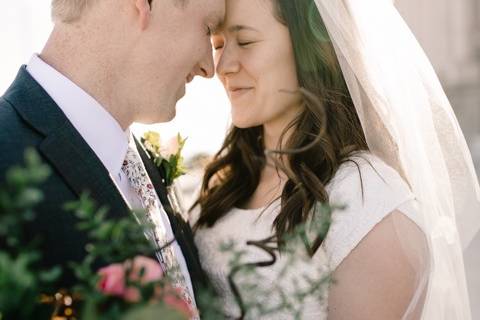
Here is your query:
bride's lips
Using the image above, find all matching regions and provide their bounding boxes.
[228,86,254,99]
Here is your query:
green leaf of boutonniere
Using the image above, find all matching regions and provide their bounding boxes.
[141,131,187,186]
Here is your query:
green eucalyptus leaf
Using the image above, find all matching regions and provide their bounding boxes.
[120,303,187,320]
[38,266,62,283]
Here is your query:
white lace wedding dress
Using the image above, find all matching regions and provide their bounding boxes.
[192,152,427,319]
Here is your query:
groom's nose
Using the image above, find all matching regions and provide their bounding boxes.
[195,47,215,79]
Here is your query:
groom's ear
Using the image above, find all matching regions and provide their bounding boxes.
[134,0,152,30]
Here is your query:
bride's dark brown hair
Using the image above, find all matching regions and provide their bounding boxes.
[192,0,368,252]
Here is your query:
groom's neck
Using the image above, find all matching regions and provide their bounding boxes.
[40,24,134,131]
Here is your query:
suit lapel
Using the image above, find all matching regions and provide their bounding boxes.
[5,67,131,219]
[5,66,212,302]
[133,137,209,293]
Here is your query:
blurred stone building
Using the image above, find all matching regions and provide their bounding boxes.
[397,0,480,173]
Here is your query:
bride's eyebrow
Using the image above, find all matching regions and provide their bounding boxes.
[227,25,260,33]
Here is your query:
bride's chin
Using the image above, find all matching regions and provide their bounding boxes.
[231,116,261,129]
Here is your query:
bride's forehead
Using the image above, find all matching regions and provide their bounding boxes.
[223,0,277,26]
[226,0,274,16]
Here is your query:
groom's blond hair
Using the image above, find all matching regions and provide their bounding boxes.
[51,0,96,23]
[51,0,186,23]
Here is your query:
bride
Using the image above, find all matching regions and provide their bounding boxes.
[190,0,480,319]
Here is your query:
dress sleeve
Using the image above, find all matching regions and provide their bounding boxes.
[320,155,429,319]
[326,210,430,319]
[321,154,425,271]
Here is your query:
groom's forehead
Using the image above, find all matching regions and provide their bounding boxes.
[190,0,226,23]
[208,7,226,33]
[173,0,188,7]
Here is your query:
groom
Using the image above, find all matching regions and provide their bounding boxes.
[0,0,224,310]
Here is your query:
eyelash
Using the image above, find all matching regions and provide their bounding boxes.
[238,41,254,47]
[213,40,256,50]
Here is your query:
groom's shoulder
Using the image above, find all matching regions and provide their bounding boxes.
[0,92,41,139]
[0,95,42,177]
[0,94,21,124]
[0,93,16,115]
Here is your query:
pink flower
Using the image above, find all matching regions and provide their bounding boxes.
[98,263,125,296]
[97,256,195,318]
[162,136,180,158]
[97,256,163,302]
[158,286,195,319]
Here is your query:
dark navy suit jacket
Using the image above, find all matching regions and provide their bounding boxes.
[0,67,210,300]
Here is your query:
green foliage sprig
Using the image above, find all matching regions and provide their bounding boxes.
[0,149,338,320]
[141,131,187,186]
[0,149,60,320]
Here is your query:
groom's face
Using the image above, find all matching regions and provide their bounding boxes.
[127,0,225,124]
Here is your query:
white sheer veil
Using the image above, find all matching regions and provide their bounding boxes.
[311,0,480,318]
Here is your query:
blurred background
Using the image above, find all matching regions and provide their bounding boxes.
[1,0,479,317]
[395,2,480,317]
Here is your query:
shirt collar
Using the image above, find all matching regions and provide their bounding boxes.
[26,54,129,175]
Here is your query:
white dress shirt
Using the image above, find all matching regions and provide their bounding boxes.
[26,54,196,302]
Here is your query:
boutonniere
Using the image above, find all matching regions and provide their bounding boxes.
[140,131,187,187]
[141,131,188,219]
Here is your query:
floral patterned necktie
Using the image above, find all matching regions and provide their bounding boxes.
[121,144,198,318]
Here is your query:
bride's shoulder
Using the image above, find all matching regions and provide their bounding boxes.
[321,152,418,269]
[326,151,411,201]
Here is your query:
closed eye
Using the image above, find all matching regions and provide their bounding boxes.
[238,41,255,47]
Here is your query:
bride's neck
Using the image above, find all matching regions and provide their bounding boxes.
[263,123,294,151]
[262,126,292,184]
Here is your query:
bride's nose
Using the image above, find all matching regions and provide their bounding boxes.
[216,46,240,77]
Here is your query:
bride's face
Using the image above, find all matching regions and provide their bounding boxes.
[212,0,302,130]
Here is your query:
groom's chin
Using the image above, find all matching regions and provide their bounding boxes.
[158,106,177,123]
[137,107,177,125]
[164,109,177,123]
